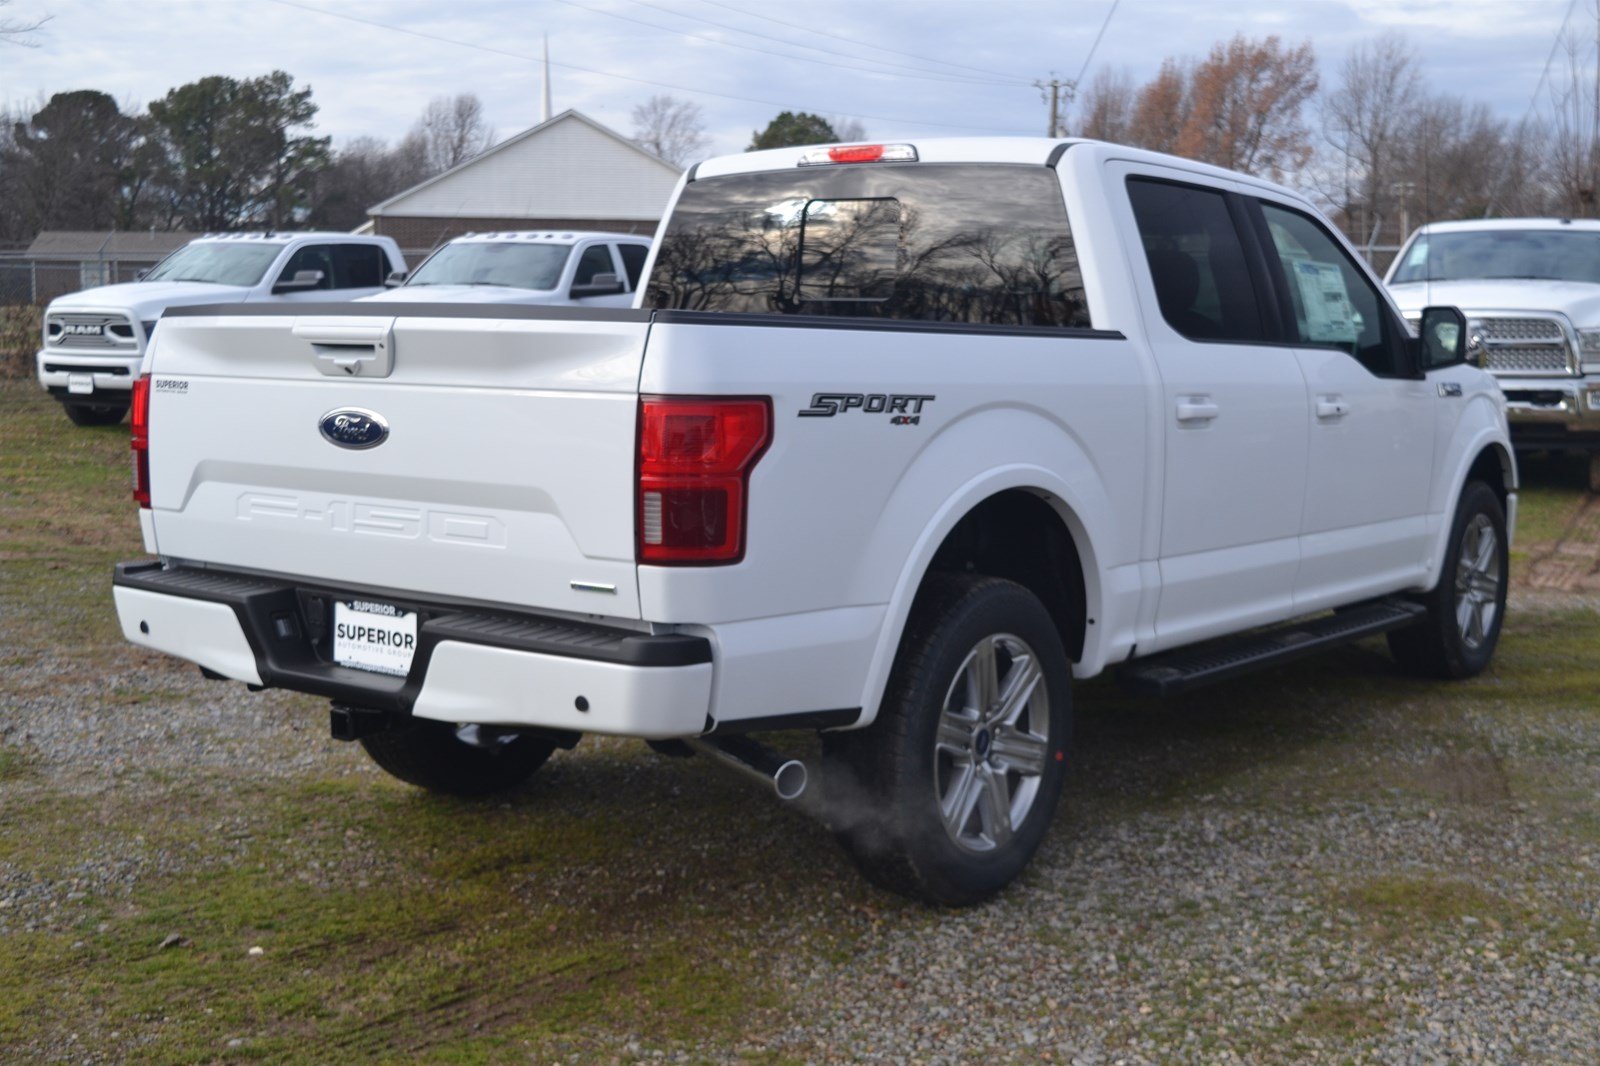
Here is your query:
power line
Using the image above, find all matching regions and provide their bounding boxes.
[1035,0,1121,138]
[1517,0,1582,130]
[1072,0,1121,89]
[556,0,1022,87]
[691,0,1024,84]
[1486,0,1582,214]
[263,0,1035,135]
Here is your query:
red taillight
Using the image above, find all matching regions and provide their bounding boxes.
[131,373,151,508]
[637,396,771,565]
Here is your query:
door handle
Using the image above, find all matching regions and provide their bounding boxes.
[1315,396,1350,420]
[1175,398,1220,424]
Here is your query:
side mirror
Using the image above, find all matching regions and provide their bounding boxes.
[571,272,625,298]
[384,269,408,288]
[134,268,149,281]
[273,268,326,294]
[1416,305,1469,371]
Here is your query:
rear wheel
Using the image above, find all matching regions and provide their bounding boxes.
[827,575,1071,906]
[62,401,129,427]
[1387,480,1507,678]
[360,719,557,796]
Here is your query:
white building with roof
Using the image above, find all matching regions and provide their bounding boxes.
[366,110,683,257]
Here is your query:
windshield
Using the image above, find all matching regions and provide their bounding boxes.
[143,242,284,286]
[1392,229,1600,285]
[406,242,571,289]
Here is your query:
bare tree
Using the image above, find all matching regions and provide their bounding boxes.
[630,94,711,166]
[403,93,494,177]
[1072,68,1136,142]
[0,0,50,47]
[1544,1,1600,217]
[829,116,868,143]
[1321,33,1423,243]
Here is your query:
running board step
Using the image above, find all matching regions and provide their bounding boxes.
[1118,598,1427,696]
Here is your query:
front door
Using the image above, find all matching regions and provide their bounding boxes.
[1251,199,1436,610]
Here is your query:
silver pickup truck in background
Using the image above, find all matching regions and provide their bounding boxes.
[1385,218,1600,490]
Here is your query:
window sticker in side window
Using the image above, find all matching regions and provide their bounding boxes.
[1291,258,1359,344]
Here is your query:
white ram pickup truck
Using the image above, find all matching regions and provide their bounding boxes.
[1385,218,1600,489]
[112,140,1514,905]
[37,232,404,426]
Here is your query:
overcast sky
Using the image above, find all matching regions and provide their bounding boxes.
[0,0,1587,160]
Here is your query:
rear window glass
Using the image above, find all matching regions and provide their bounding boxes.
[646,163,1090,328]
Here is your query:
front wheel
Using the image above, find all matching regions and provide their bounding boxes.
[62,401,129,427]
[826,575,1072,906]
[359,719,557,796]
[1387,480,1508,678]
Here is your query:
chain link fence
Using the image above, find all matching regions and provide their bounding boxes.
[0,253,166,307]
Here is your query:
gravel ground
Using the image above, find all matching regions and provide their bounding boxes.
[7,588,1600,1063]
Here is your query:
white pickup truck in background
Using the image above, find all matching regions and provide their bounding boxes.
[36,232,404,426]
[1385,218,1600,489]
[364,231,651,308]
[112,139,1513,905]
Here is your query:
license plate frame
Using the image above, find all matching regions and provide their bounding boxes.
[332,600,418,677]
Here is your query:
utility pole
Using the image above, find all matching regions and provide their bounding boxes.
[1035,77,1071,138]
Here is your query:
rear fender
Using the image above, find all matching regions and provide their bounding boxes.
[849,410,1121,728]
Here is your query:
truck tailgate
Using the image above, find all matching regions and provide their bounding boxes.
[144,305,647,620]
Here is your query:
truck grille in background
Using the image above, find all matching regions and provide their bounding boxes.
[45,312,137,350]
[1475,315,1576,376]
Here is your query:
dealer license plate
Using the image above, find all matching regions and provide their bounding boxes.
[333,600,418,677]
[67,373,94,395]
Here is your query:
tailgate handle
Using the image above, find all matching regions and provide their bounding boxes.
[293,319,396,378]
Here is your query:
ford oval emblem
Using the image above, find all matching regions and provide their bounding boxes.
[319,407,389,450]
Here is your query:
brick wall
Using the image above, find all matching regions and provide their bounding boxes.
[374,216,660,260]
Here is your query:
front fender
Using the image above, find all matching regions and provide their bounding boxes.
[1423,386,1516,591]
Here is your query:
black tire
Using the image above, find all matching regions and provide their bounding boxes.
[63,401,129,427]
[1387,480,1508,679]
[825,575,1072,906]
[359,719,556,797]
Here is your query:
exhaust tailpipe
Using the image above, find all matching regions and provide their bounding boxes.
[685,735,808,802]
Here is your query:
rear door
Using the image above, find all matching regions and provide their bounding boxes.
[144,306,649,619]
[1113,166,1310,648]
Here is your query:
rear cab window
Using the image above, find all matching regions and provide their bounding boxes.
[646,163,1090,328]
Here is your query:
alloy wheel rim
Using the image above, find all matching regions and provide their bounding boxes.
[1454,514,1501,651]
[934,633,1051,853]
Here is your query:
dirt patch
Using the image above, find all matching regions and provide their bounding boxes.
[1415,751,1512,804]
[1525,494,1600,592]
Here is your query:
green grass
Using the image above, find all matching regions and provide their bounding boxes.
[5,377,1600,1061]
[1511,452,1592,546]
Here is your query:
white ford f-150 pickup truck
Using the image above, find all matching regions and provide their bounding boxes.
[37,232,404,426]
[1384,218,1600,490]
[112,139,1514,905]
